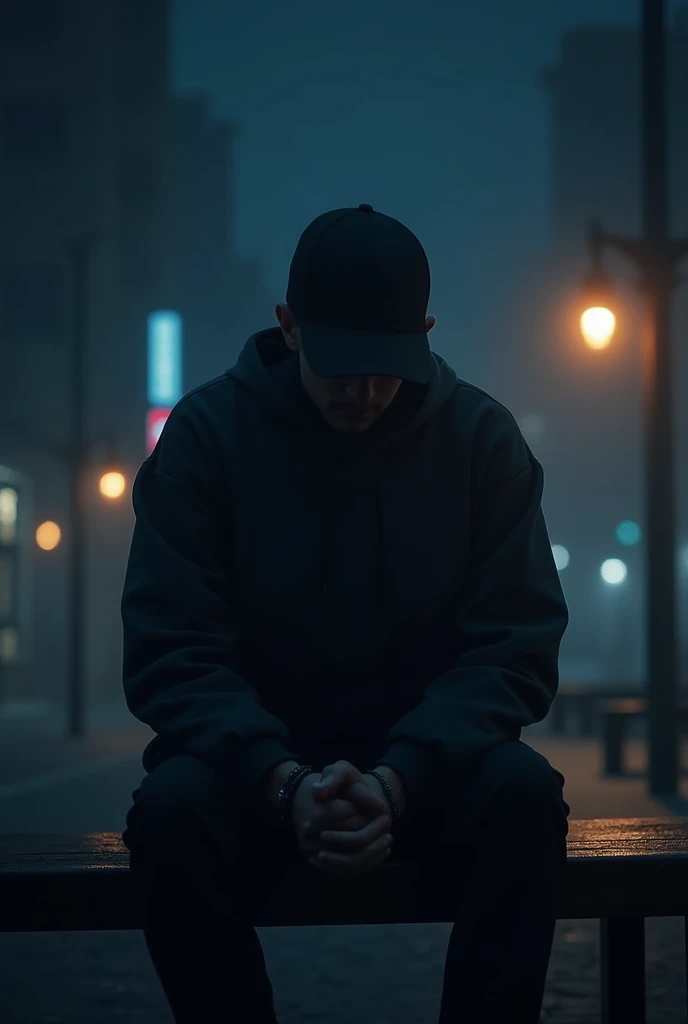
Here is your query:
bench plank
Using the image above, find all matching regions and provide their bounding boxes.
[3,818,687,867]
[1,820,688,931]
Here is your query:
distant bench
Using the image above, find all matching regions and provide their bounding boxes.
[1,821,688,1024]
[549,683,643,736]
[601,697,688,776]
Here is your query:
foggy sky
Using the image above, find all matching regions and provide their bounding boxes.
[171,0,685,390]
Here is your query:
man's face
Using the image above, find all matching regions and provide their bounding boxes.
[300,358,403,433]
[276,305,435,433]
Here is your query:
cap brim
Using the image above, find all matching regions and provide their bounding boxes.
[298,322,433,385]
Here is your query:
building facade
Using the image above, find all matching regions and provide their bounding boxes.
[168,95,276,390]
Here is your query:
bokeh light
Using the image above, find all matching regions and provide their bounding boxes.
[551,545,570,571]
[616,520,642,547]
[99,471,126,499]
[36,521,61,551]
[601,558,627,586]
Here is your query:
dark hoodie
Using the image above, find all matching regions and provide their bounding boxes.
[121,327,568,815]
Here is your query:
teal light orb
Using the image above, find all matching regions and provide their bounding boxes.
[616,520,642,547]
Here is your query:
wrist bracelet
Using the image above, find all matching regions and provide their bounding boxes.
[277,764,315,822]
[364,769,400,824]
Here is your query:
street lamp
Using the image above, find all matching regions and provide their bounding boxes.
[579,0,688,795]
[580,305,616,350]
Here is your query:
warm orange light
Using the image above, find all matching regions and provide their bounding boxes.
[580,306,616,349]
[99,471,126,499]
[36,521,61,551]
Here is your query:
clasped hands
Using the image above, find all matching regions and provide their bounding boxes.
[290,760,403,876]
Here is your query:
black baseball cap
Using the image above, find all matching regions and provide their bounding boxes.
[286,204,433,384]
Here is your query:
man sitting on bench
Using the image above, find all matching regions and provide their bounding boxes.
[120,204,571,1024]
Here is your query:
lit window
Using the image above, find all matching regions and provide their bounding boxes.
[0,626,18,661]
[0,487,17,544]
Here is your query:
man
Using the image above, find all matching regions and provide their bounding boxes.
[121,204,570,1023]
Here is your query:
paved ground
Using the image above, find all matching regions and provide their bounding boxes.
[0,706,687,1022]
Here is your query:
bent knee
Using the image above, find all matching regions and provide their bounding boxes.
[125,755,236,856]
[479,740,566,810]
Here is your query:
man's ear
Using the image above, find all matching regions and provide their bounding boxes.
[283,328,300,353]
[276,303,300,351]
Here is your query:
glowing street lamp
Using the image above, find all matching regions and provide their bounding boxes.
[580,305,616,350]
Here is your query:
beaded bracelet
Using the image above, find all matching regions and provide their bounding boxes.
[277,764,315,822]
[364,769,401,824]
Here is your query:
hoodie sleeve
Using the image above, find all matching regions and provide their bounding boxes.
[121,401,298,799]
[376,410,569,816]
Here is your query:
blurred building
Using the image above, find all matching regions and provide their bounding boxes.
[0,0,175,710]
[168,95,274,389]
[517,12,688,681]
[0,1,272,713]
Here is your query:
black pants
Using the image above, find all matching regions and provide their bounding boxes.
[122,737,570,1024]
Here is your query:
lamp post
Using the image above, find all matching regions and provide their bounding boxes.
[67,238,131,737]
[580,0,688,795]
[66,234,94,739]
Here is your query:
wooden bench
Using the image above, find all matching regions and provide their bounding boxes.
[1,820,688,1024]
[601,697,688,776]
[550,683,643,736]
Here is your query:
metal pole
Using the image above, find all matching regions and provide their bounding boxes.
[642,0,679,795]
[66,237,91,738]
